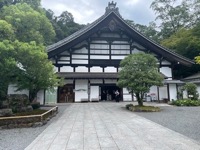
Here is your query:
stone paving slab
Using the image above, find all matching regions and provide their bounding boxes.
[25,103,200,150]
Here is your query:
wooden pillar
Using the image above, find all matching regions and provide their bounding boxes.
[88,80,90,102]
[167,83,170,102]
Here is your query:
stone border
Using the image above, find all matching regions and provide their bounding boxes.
[0,106,58,129]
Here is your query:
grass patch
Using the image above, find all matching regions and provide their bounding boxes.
[126,104,160,112]
[14,109,48,116]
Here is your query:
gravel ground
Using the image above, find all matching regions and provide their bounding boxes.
[135,105,200,143]
[0,105,69,150]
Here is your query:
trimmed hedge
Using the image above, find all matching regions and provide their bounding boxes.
[171,99,200,106]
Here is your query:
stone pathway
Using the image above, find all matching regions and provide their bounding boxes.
[25,103,200,150]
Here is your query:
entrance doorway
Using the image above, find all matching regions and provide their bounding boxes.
[100,85,122,101]
[58,84,74,103]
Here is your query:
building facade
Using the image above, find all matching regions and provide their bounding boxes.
[8,2,194,104]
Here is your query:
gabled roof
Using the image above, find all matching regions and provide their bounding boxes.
[47,2,194,66]
[183,72,200,81]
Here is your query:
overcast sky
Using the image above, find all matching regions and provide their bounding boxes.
[41,0,156,25]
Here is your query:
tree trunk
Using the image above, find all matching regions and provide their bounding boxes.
[29,89,39,103]
[136,93,143,106]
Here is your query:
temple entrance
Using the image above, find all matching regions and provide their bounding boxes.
[58,84,74,103]
[100,85,122,101]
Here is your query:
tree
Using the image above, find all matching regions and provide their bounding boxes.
[117,53,163,106]
[12,41,61,102]
[0,0,41,10]
[0,20,15,41]
[0,40,61,102]
[0,3,55,45]
[126,20,160,42]
[182,83,199,100]
[150,0,196,39]
[0,40,17,101]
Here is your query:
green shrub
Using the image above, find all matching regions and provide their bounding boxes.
[171,99,200,106]
[31,102,40,109]
[125,104,160,112]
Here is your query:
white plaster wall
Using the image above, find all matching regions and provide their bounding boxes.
[149,86,158,100]
[90,55,109,59]
[90,67,103,72]
[75,80,88,102]
[104,79,117,84]
[160,67,172,80]
[72,55,88,59]
[72,60,88,64]
[60,56,70,61]
[111,56,126,60]
[37,90,44,105]
[45,88,57,104]
[159,86,168,100]
[123,88,132,101]
[169,84,177,101]
[60,66,73,72]
[90,79,103,84]
[90,86,99,101]
[8,84,29,96]
[183,90,188,99]
[76,66,88,72]
[104,67,117,73]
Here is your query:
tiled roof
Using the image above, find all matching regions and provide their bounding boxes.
[47,9,194,66]
[183,72,200,80]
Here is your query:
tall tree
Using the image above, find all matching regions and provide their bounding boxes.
[0,0,41,10]
[151,0,194,39]
[117,53,163,106]
[0,3,55,45]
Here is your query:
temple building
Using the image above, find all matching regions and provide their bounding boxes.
[8,2,194,104]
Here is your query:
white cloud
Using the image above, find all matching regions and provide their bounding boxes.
[41,0,156,25]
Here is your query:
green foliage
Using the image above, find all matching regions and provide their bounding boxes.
[0,40,61,102]
[171,99,200,106]
[0,20,15,41]
[44,9,85,42]
[126,104,160,112]
[161,28,200,59]
[126,20,160,42]
[117,53,163,106]
[182,83,199,100]
[150,0,199,39]
[0,3,55,45]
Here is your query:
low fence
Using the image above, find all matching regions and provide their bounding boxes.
[0,106,58,129]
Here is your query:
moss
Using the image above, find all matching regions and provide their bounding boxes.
[126,104,160,112]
